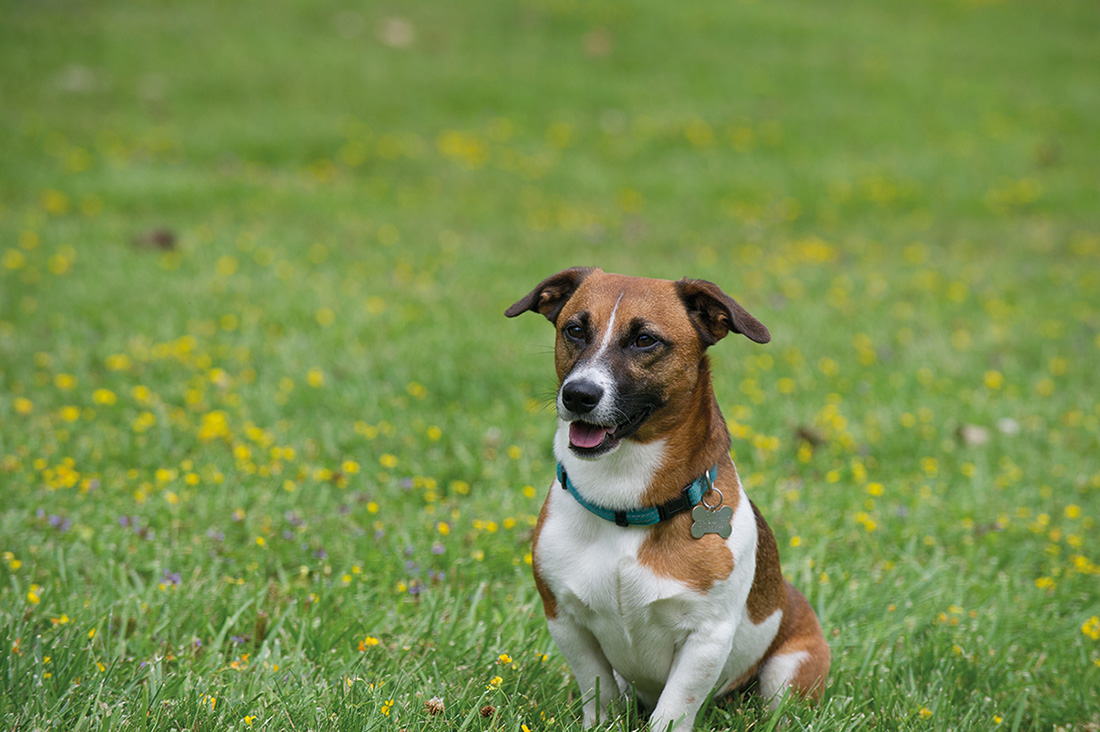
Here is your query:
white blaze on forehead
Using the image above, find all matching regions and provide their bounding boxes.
[558,292,624,421]
[596,292,624,354]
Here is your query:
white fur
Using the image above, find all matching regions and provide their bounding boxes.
[536,454,783,731]
[554,422,667,510]
[758,651,810,708]
[557,367,617,423]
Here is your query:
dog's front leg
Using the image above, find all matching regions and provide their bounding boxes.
[548,617,619,727]
[648,623,736,732]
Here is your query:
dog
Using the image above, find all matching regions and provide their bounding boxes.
[506,268,829,731]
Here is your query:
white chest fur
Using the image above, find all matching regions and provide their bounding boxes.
[536,445,782,710]
[553,419,667,510]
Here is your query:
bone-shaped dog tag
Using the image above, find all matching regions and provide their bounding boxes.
[691,504,733,539]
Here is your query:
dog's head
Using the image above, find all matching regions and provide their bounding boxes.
[506,267,769,459]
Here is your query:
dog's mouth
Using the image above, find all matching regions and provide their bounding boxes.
[568,406,653,457]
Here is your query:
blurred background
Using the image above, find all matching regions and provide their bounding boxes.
[1,0,1098,728]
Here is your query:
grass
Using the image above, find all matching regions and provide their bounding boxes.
[1,0,1098,729]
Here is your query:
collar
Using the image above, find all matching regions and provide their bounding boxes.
[556,462,718,527]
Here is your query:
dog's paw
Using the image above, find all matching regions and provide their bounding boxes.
[648,712,684,732]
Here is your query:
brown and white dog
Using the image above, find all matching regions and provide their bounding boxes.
[506,268,829,731]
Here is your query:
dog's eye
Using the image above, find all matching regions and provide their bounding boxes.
[564,324,585,342]
[633,334,660,350]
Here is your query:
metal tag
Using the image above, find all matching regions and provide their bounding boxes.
[690,504,733,539]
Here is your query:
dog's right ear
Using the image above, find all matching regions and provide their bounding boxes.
[505,267,595,324]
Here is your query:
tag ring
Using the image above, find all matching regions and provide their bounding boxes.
[701,471,723,510]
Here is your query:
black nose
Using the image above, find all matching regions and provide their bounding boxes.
[561,380,604,414]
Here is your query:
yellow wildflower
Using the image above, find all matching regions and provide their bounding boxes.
[983,370,1004,390]
[54,373,77,390]
[1082,616,1100,641]
[92,389,117,405]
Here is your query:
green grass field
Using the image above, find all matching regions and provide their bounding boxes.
[2,0,1099,729]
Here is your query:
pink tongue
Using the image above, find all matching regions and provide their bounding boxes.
[569,422,611,449]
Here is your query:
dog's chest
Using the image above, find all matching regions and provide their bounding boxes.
[539,494,695,618]
[536,487,725,685]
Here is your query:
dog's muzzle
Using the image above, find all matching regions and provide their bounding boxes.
[558,378,654,457]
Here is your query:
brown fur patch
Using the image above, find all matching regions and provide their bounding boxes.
[746,502,786,625]
[531,491,558,619]
[722,581,830,699]
[637,462,739,593]
[770,582,831,700]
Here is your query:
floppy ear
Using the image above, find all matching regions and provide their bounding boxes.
[675,278,770,346]
[505,267,595,324]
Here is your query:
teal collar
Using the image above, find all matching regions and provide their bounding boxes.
[556,462,718,527]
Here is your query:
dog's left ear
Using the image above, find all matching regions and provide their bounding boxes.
[676,278,770,346]
[505,267,595,324]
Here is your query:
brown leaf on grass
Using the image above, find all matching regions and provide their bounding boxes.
[1033,140,1059,168]
[133,228,177,251]
[584,29,613,58]
[972,522,1004,537]
[254,610,269,646]
[795,425,827,447]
